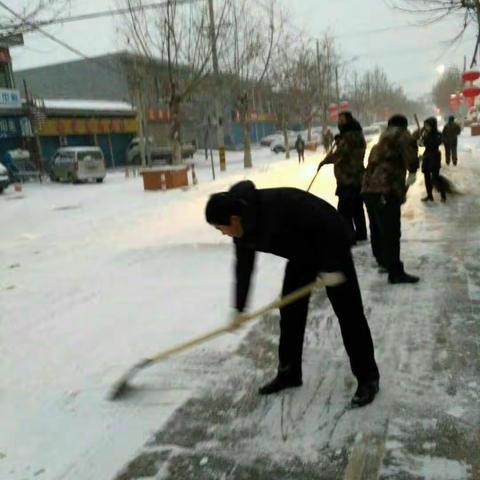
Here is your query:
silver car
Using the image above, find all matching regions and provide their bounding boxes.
[50,147,106,183]
[0,162,10,193]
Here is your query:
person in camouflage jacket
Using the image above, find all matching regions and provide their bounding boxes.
[319,111,367,244]
[362,114,420,284]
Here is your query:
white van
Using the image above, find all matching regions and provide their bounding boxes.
[50,147,106,183]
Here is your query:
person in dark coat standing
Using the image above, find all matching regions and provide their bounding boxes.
[322,126,334,152]
[205,180,380,408]
[318,111,367,245]
[442,115,461,166]
[420,117,446,202]
[295,134,305,163]
[362,114,420,284]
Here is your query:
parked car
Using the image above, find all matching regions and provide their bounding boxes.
[260,131,283,146]
[270,131,299,153]
[49,147,106,183]
[126,137,196,165]
[0,162,10,193]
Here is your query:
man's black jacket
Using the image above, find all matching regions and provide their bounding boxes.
[230,181,350,311]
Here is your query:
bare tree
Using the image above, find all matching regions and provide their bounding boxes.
[0,1,70,36]
[386,0,480,66]
[220,0,281,168]
[346,66,419,124]
[268,35,296,158]
[120,0,228,165]
[432,66,463,112]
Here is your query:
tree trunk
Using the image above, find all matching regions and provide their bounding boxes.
[307,122,312,142]
[239,94,252,168]
[241,114,253,168]
[283,124,290,159]
[170,94,182,165]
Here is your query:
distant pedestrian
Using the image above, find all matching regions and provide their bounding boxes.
[322,126,334,152]
[442,115,461,166]
[295,134,305,163]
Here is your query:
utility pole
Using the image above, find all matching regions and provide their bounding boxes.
[316,39,326,124]
[335,65,340,107]
[208,0,226,171]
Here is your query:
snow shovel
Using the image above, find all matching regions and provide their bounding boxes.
[108,271,346,401]
[307,140,337,192]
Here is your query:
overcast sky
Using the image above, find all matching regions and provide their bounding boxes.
[5,0,475,99]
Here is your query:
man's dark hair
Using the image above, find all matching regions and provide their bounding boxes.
[448,115,455,123]
[424,117,438,132]
[338,111,362,134]
[205,192,243,225]
[388,114,408,130]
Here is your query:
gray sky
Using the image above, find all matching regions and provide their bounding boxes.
[5,0,475,98]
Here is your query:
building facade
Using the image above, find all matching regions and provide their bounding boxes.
[0,39,33,163]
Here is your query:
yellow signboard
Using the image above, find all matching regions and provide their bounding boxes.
[39,117,138,136]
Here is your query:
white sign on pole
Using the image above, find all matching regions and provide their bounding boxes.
[0,88,21,109]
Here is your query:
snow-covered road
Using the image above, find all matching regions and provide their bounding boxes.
[1,141,479,479]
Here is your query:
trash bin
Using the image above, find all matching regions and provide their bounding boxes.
[471,124,480,136]
[140,166,189,191]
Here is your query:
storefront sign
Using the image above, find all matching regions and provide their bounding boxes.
[0,88,21,109]
[39,117,138,136]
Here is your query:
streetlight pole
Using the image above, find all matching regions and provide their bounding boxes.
[207,0,226,171]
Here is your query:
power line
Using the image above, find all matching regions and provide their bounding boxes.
[0,0,124,76]
[0,0,203,36]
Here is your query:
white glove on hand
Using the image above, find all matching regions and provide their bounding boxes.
[406,172,417,187]
[226,310,249,332]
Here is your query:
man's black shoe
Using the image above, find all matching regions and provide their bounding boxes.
[388,272,420,284]
[351,379,379,408]
[258,375,302,395]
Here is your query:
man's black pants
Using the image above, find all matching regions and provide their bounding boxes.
[444,142,458,165]
[424,169,446,200]
[363,193,403,276]
[337,186,367,242]
[278,254,380,384]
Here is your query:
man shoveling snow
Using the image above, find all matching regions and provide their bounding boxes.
[205,180,380,407]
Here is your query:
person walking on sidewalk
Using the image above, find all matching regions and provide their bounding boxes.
[205,180,380,407]
[442,115,461,166]
[322,126,334,152]
[318,111,367,245]
[295,134,305,163]
[362,114,420,284]
[420,117,447,202]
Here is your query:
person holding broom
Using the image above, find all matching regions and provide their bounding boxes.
[205,180,380,407]
[420,117,448,202]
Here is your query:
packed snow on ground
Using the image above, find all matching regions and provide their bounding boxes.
[1,138,479,480]
[0,147,331,479]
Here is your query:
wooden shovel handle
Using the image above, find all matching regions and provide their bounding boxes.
[148,272,345,363]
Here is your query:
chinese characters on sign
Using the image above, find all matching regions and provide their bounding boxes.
[0,88,21,109]
[38,117,137,136]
